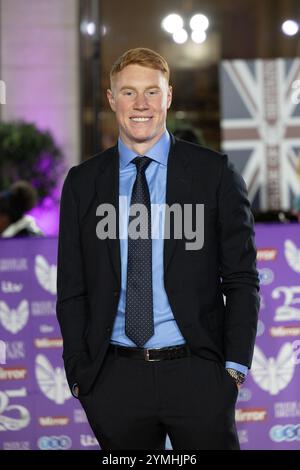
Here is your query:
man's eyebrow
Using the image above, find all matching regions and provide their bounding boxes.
[119,85,161,91]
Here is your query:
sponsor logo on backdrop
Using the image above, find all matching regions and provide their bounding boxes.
[3,441,30,450]
[38,416,69,427]
[1,281,23,293]
[258,268,274,285]
[35,354,71,405]
[237,387,252,402]
[37,435,72,450]
[0,341,6,364]
[0,388,30,431]
[257,248,277,261]
[284,239,300,273]
[0,258,28,272]
[292,339,300,365]
[274,401,300,418]
[73,408,88,424]
[235,408,267,422]
[6,341,26,360]
[0,300,29,334]
[251,343,295,395]
[270,325,300,337]
[31,301,56,316]
[35,255,57,295]
[270,424,300,442]
[80,434,99,447]
[256,319,265,337]
[34,338,63,349]
[0,367,27,380]
[39,324,55,334]
[272,286,300,321]
[237,429,249,444]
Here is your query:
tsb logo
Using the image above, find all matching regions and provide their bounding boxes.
[37,435,72,450]
[270,424,300,442]
[258,268,274,285]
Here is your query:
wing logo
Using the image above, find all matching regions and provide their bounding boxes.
[35,354,71,405]
[35,255,57,295]
[0,300,29,334]
[284,240,300,273]
[251,343,295,395]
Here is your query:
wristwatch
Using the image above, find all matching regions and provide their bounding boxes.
[226,368,246,385]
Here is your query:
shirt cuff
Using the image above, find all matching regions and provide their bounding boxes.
[225,361,248,376]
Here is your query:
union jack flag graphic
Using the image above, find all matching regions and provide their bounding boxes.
[220,59,300,210]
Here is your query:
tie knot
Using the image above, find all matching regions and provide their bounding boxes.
[132,156,152,173]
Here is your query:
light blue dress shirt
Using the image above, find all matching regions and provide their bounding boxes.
[110,130,247,376]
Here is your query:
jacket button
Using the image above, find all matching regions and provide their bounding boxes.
[106,327,111,333]
[113,291,119,298]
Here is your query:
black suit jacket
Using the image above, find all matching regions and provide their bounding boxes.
[56,135,260,397]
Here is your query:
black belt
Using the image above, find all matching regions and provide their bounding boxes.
[108,344,191,362]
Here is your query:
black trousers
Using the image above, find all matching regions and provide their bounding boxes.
[79,348,239,450]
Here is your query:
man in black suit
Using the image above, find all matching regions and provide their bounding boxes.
[56,48,260,450]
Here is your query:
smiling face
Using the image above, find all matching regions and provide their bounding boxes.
[107,64,172,154]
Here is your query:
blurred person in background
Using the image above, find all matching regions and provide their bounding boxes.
[173,126,203,145]
[0,181,43,237]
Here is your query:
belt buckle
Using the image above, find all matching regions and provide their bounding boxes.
[144,349,160,362]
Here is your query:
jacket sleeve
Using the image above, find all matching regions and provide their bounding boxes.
[56,167,90,384]
[217,155,260,368]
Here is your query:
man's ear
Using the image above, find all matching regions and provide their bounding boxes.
[107,89,116,112]
[167,85,173,109]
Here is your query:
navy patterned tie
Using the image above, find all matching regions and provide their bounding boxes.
[125,156,154,347]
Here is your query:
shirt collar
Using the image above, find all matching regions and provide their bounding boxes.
[118,130,170,169]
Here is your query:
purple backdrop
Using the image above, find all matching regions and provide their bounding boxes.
[0,225,299,450]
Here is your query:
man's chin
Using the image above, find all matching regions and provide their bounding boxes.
[133,136,152,143]
[130,133,154,144]
[130,128,166,144]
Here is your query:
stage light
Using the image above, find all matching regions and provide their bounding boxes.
[81,20,96,36]
[282,19,299,36]
[162,14,184,34]
[191,30,207,44]
[86,22,96,36]
[162,12,209,45]
[190,14,209,32]
[173,28,188,44]
[101,25,107,36]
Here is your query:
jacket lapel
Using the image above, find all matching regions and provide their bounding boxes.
[164,135,192,273]
[95,146,121,286]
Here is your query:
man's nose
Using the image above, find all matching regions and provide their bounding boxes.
[133,94,149,109]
